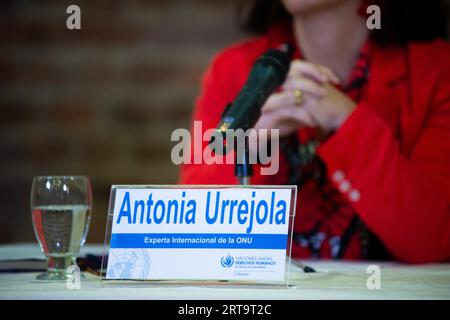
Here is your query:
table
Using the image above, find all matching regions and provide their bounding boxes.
[0,244,449,300]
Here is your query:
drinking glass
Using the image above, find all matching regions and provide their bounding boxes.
[31,176,92,280]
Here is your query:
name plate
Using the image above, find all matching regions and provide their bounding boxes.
[102,185,296,283]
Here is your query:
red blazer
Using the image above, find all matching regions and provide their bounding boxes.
[179,25,450,263]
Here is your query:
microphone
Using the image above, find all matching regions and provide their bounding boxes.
[215,43,293,134]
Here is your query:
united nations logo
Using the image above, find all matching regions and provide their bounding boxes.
[107,249,152,279]
[220,253,234,268]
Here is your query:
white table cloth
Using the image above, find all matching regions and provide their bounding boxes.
[0,243,449,300]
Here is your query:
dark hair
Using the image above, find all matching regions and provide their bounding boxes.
[238,0,448,45]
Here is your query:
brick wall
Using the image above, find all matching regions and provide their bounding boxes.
[0,0,245,244]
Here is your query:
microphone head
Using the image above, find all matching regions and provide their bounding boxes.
[212,42,294,146]
[256,43,293,83]
[277,42,293,57]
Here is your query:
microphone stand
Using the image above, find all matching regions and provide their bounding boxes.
[234,135,252,186]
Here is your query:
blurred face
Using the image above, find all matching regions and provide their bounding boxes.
[281,0,348,15]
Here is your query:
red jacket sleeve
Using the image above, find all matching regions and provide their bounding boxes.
[317,70,450,263]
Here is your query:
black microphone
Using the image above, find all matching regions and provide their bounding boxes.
[215,43,293,134]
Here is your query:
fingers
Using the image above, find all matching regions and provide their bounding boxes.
[262,77,325,114]
[254,106,318,137]
[288,60,341,84]
[277,106,318,128]
[262,91,296,113]
[282,77,326,98]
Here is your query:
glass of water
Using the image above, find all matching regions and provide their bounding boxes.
[31,176,92,280]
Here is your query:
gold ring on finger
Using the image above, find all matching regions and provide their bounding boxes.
[293,88,303,106]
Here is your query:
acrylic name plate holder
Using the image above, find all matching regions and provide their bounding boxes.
[101,185,297,288]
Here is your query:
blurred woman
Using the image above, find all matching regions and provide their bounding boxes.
[180,0,450,263]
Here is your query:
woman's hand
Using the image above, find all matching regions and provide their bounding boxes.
[253,59,340,137]
[254,59,357,137]
[253,90,319,137]
[303,83,357,133]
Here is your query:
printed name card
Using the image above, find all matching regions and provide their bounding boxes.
[104,186,296,283]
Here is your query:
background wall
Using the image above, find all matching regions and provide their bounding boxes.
[1,1,449,245]
[0,0,245,244]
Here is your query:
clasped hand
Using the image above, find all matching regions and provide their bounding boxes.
[254,59,357,138]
